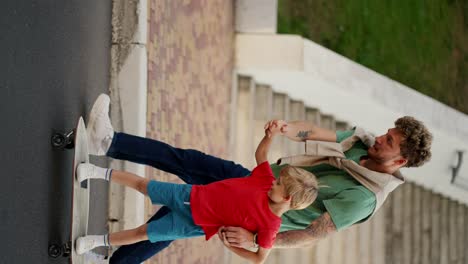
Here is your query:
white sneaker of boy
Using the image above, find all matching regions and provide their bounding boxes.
[77,163,110,182]
[87,94,114,156]
[75,236,98,255]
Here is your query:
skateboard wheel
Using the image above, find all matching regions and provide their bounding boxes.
[51,133,66,149]
[48,244,62,258]
[51,129,75,149]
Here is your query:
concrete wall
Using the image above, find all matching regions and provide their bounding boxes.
[236,34,303,70]
[235,0,277,33]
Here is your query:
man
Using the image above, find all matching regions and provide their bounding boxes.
[87,94,433,263]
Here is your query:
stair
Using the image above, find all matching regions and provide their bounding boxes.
[228,74,468,264]
[384,182,468,264]
[233,75,256,169]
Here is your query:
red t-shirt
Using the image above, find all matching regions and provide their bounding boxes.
[190,162,281,249]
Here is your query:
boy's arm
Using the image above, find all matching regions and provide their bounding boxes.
[221,232,271,264]
[265,120,337,142]
[255,135,273,165]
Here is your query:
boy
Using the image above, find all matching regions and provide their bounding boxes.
[76,126,318,263]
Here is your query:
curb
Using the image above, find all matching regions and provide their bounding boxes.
[108,0,147,234]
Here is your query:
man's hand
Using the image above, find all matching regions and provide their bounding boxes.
[219,227,271,264]
[218,226,255,248]
[218,227,232,248]
[264,120,288,137]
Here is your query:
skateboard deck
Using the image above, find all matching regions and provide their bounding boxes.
[71,117,90,263]
[48,117,90,263]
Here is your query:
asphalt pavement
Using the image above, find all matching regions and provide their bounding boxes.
[0,1,112,262]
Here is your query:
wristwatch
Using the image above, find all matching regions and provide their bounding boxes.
[253,233,259,248]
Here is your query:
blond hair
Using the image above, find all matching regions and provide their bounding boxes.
[395,116,433,167]
[280,166,318,209]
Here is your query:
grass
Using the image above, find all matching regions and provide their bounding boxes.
[278,0,468,114]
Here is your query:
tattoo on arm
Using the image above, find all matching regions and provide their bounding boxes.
[296,130,313,140]
[274,213,337,248]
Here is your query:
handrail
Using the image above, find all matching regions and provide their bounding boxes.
[451,150,465,184]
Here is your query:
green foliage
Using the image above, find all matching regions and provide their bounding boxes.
[278,0,468,114]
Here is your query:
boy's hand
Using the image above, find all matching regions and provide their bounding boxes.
[264,120,288,137]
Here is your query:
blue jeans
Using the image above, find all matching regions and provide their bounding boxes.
[107,132,251,264]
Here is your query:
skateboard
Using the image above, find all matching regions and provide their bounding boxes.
[49,116,90,263]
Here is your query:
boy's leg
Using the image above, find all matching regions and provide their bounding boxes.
[110,169,150,195]
[78,171,194,216]
[109,207,173,264]
[109,208,202,262]
[108,224,148,246]
[76,224,148,255]
[77,164,149,196]
[77,167,196,261]
[107,132,251,185]
[110,181,202,263]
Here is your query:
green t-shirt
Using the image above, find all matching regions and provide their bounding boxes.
[275,129,376,232]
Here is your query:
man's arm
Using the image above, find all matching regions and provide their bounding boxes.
[274,212,337,248]
[223,212,337,249]
[265,120,336,143]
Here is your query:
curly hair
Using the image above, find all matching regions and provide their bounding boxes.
[395,116,433,167]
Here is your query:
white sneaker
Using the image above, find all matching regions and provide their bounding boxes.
[77,163,109,182]
[76,236,98,255]
[77,163,94,182]
[87,94,114,156]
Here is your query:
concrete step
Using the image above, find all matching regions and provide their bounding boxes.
[335,120,350,131]
[235,0,278,33]
[342,225,359,264]
[421,188,432,264]
[431,193,442,264]
[320,113,335,130]
[305,107,321,126]
[411,184,423,264]
[455,202,465,264]
[402,183,412,264]
[269,92,289,162]
[463,205,468,264]
[383,182,468,264]
[253,83,273,160]
[449,200,459,264]
[287,99,306,156]
[440,197,450,264]
[234,75,256,169]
